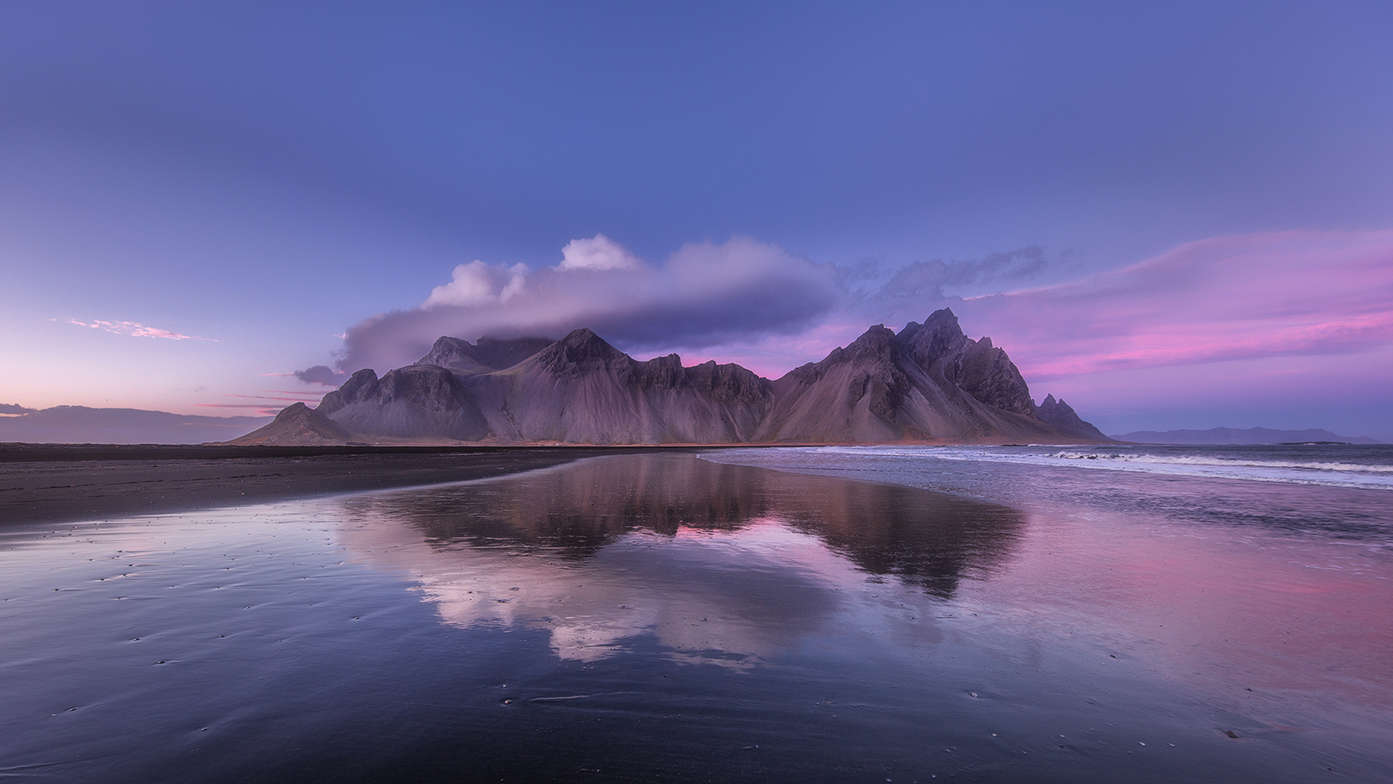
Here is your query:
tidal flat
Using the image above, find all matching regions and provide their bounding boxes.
[1,452,1390,782]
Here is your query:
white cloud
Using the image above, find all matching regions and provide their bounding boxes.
[423,261,529,308]
[558,233,644,271]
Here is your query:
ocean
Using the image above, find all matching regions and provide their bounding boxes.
[704,443,1393,541]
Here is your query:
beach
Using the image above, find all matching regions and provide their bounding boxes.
[0,444,682,526]
[1,448,1390,782]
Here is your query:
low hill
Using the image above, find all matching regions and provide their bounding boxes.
[0,406,271,445]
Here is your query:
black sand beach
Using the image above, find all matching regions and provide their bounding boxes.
[0,444,681,527]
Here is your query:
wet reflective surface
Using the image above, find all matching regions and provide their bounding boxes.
[2,454,1391,782]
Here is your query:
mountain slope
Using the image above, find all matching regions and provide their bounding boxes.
[1037,395,1110,441]
[757,311,1063,442]
[316,365,491,440]
[244,309,1108,445]
[470,329,775,443]
[227,403,355,446]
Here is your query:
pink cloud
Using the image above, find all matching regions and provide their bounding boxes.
[957,230,1393,381]
[66,318,216,342]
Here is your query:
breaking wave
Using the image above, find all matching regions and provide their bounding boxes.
[810,444,1393,491]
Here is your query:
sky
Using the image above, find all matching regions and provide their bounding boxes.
[1,1,1391,438]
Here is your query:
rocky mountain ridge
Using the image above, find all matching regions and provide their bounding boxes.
[233,309,1108,445]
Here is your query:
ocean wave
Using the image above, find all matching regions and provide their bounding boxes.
[1046,452,1393,474]
[803,445,1393,490]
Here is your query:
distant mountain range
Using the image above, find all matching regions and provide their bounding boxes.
[235,309,1109,446]
[0,406,271,445]
[1115,427,1380,445]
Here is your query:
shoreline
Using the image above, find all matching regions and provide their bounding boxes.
[0,445,689,527]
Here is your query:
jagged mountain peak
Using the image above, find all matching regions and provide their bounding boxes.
[552,328,626,359]
[845,324,897,356]
[1036,394,1107,440]
[898,308,969,366]
[255,316,1110,445]
[520,328,633,380]
[417,334,554,374]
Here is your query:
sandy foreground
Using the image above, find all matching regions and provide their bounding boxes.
[0,444,692,526]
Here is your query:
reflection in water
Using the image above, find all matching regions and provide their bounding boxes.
[339,454,1024,665]
[6,453,1392,782]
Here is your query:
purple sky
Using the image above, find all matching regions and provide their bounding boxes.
[2,2,1391,438]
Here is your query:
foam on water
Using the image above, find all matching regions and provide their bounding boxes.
[809,444,1393,491]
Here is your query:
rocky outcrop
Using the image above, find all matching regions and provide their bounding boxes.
[228,403,354,446]
[316,365,489,440]
[757,310,1070,443]
[242,309,1109,445]
[1036,394,1109,441]
[467,329,775,443]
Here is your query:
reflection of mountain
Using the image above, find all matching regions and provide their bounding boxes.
[339,454,1023,664]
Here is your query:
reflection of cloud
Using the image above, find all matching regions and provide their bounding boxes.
[338,455,1024,666]
[408,522,837,666]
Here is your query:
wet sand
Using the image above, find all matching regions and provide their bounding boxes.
[2,452,1390,781]
[0,444,683,526]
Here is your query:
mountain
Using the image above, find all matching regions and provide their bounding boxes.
[235,308,1109,445]
[415,335,554,375]
[0,406,271,445]
[228,403,354,446]
[1037,395,1110,441]
[757,311,1057,442]
[1115,427,1380,445]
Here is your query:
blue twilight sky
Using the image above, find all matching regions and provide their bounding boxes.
[2,1,1392,437]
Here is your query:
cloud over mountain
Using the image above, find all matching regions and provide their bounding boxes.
[293,365,346,386]
[326,236,841,373]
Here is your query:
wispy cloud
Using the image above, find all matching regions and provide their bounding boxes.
[195,403,280,415]
[65,319,217,342]
[950,230,1393,381]
[293,365,346,386]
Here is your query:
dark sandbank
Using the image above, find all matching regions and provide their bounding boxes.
[0,443,693,526]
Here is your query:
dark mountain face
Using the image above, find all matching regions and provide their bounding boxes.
[316,365,489,440]
[475,329,775,443]
[757,310,1059,442]
[241,309,1109,445]
[1037,395,1109,441]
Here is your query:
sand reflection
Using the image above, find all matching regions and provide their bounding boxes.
[339,454,1023,665]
